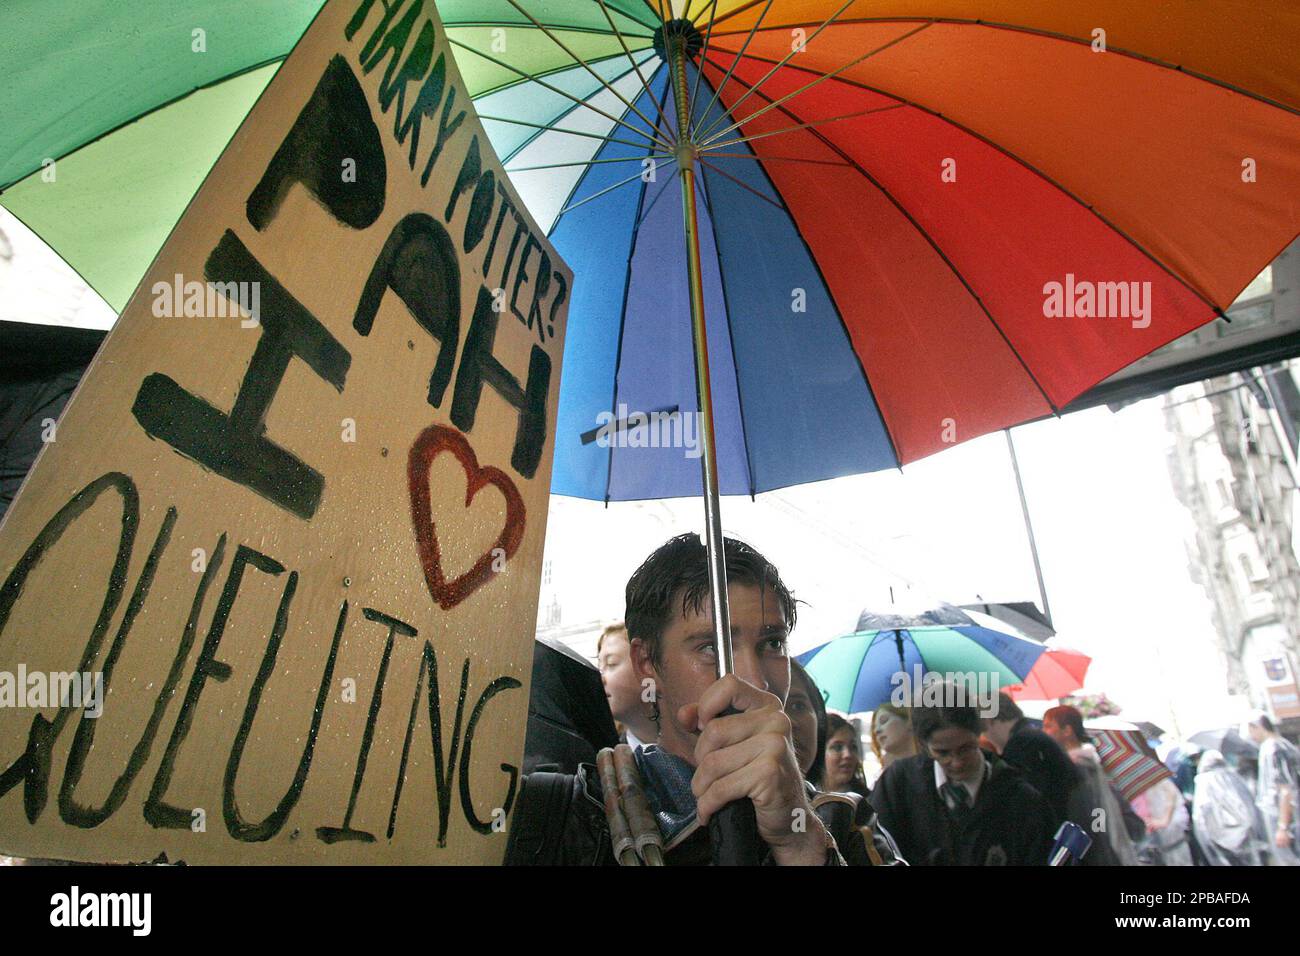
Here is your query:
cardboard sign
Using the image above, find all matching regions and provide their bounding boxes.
[0,0,570,864]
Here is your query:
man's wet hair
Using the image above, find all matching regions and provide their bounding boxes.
[624,533,796,669]
[993,693,1023,723]
[1043,704,1088,743]
[1251,713,1276,733]
[911,684,982,742]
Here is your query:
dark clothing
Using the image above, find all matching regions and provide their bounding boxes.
[504,759,903,866]
[1000,718,1077,826]
[869,752,1056,866]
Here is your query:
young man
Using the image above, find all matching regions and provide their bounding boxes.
[870,684,1055,865]
[506,534,853,865]
[1247,713,1300,865]
[596,623,657,749]
[983,693,1077,828]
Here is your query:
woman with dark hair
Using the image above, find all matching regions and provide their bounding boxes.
[823,712,871,798]
[787,661,827,784]
[785,663,905,865]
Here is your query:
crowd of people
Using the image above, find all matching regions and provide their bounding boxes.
[508,532,1300,867]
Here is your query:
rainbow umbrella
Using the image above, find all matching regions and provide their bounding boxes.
[795,622,1046,714]
[3,1,1300,662]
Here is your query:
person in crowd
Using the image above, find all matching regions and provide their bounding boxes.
[1042,705,1140,865]
[787,661,827,786]
[1131,775,1192,865]
[869,682,1056,865]
[787,662,904,866]
[1247,713,1300,865]
[982,693,1076,829]
[869,702,917,778]
[822,713,870,797]
[506,533,879,865]
[1193,749,1269,866]
[596,622,656,749]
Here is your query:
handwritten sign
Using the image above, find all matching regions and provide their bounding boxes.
[0,0,569,864]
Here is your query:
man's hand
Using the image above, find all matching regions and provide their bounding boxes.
[682,674,828,866]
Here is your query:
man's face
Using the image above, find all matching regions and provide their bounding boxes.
[632,581,791,765]
[598,630,642,726]
[1042,715,1070,747]
[926,726,984,784]
[1247,722,1266,743]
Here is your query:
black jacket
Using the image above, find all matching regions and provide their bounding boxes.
[503,765,904,866]
[1000,719,1078,826]
[869,752,1056,866]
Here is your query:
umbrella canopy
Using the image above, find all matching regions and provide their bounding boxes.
[796,622,1045,714]
[1002,645,1091,701]
[2,2,1298,502]
[1188,726,1259,759]
[1089,725,1173,802]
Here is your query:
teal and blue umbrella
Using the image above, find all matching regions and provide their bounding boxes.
[796,621,1047,714]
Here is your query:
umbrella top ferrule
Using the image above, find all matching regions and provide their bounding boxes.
[652,18,704,62]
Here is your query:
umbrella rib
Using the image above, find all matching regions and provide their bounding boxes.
[496,0,673,146]
[698,21,932,148]
[556,160,673,216]
[601,90,670,504]
[710,48,1235,321]
[692,0,775,141]
[700,103,905,152]
[709,59,1061,414]
[443,19,653,39]
[702,152,853,167]
[635,167,678,226]
[482,113,660,156]
[697,159,786,212]
[497,57,651,166]
[693,0,860,145]
[596,0,676,137]
[449,38,673,151]
[693,159,760,497]
[686,0,723,126]
[507,154,671,173]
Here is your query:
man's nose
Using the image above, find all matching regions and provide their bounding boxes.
[731,646,768,690]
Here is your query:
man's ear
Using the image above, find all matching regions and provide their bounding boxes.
[630,636,656,683]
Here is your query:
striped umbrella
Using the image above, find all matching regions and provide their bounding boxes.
[796,622,1045,714]
[1089,724,1173,802]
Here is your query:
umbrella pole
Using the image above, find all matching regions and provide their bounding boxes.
[670,37,733,676]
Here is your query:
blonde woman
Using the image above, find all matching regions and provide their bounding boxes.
[870,702,918,776]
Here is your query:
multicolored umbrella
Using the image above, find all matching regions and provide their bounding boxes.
[1003,645,1091,701]
[3,2,1299,670]
[1089,724,1173,802]
[795,622,1046,714]
[3,2,1298,500]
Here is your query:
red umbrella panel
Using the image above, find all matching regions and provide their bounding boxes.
[1004,646,1091,701]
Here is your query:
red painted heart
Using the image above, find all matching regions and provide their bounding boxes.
[407,424,526,611]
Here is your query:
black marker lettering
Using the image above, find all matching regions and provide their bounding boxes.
[451,287,551,479]
[132,231,352,520]
[353,213,460,407]
[0,473,138,822]
[144,546,285,829]
[316,607,417,844]
[246,55,386,231]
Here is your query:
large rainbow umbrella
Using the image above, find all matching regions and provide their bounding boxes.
[3,1,1299,663]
